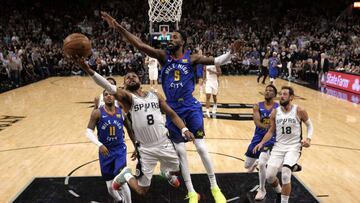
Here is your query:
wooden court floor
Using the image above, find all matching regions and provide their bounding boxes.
[0,75,359,203]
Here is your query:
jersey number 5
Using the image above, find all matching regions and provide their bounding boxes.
[174,70,180,81]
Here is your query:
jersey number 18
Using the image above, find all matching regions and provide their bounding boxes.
[281,126,292,134]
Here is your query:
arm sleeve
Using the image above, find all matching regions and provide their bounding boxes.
[304,119,313,139]
[214,51,232,66]
[91,72,117,94]
[86,128,103,147]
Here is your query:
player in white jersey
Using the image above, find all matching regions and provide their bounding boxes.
[145,56,160,91]
[204,64,221,117]
[253,86,313,203]
[74,57,195,196]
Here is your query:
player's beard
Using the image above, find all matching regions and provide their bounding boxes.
[280,100,290,107]
[105,102,114,108]
[168,44,180,53]
[127,83,140,91]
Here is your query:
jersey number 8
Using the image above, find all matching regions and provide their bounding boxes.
[147,114,154,125]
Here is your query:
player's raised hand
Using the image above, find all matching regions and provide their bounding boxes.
[183,130,195,142]
[71,55,87,68]
[99,145,109,157]
[100,11,119,28]
[71,55,94,75]
[252,142,263,154]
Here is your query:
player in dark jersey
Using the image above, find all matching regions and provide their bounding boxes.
[244,85,279,200]
[86,90,131,203]
[269,52,282,85]
[100,12,242,203]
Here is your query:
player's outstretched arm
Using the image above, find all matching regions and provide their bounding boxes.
[156,92,195,141]
[73,57,133,110]
[101,11,166,63]
[191,40,243,65]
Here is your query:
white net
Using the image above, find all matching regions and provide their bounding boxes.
[148,0,183,22]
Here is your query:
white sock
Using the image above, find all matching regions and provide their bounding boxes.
[194,139,218,188]
[174,142,196,193]
[258,152,269,191]
[258,164,266,191]
[119,183,132,203]
[106,180,123,201]
[281,195,289,203]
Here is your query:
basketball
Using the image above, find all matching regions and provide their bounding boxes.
[63,33,92,58]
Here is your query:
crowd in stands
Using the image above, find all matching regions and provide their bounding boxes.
[1,0,360,92]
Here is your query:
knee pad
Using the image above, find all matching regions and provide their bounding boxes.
[258,161,266,171]
[258,152,269,167]
[266,166,278,183]
[282,167,292,184]
[244,157,256,169]
[257,156,267,169]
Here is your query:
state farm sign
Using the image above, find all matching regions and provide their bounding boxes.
[326,71,360,94]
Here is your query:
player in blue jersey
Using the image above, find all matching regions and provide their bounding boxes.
[100,12,242,203]
[269,52,282,85]
[86,89,132,203]
[244,84,279,200]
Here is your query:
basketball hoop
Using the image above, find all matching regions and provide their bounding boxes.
[148,0,183,23]
[148,0,182,34]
